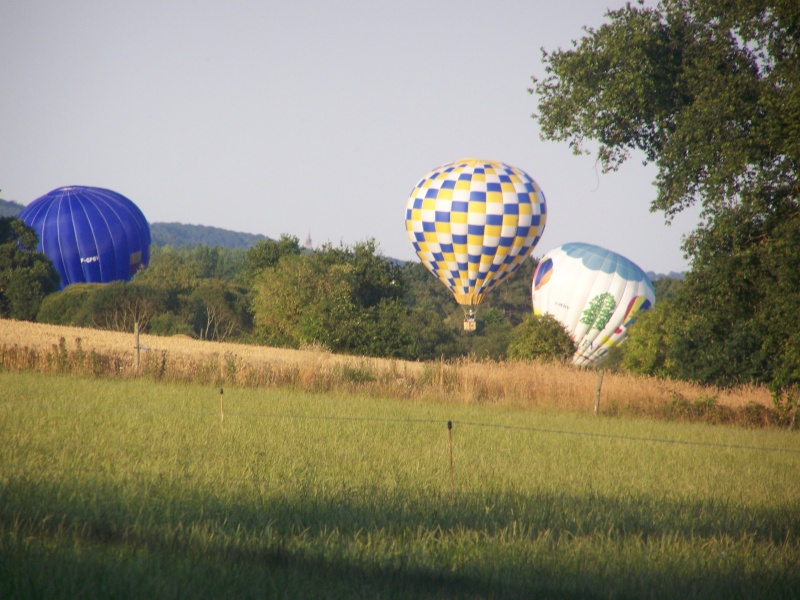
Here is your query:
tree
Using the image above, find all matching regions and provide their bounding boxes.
[507,314,577,363]
[532,0,800,402]
[252,252,323,347]
[620,300,672,377]
[0,218,60,320]
[534,0,799,222]
[251,240,452,359]
[186,280,253,341]
[134,245,203,308]
[84,282,168,332]
[244,234,302,282]
[652,275,683,302]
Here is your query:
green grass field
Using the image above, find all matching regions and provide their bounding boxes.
[1,371,798,598]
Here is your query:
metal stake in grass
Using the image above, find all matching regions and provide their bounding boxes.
[447,420,455,503]
[219,387,224,423]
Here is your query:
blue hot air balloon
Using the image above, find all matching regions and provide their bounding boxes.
[18,186,151,289]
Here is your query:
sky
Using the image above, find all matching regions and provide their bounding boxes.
[0,0,700,274]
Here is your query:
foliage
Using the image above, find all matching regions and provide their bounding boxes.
[243,234,303,282]
[24,214,539,358]
[533,0,800,399]
[0,218,60,320]
[680,201,800,389]
[36,284,97,326]
[622,200,800,423]
[478,256,539,328]
[86,282,170,332]
[129,244,254,339]
[401,257,539,360]
[147,311,195,337]
[464,308,514,360]
[38,275,253,342]
[621,300,673,377]
[769,331,800,422]
[133,245,202,301]
[251,240,439,358]
[185,280,253,342]
[507,313,577,363]
[652,275,683,301]
[533,0,799,222]
[37,282,169,332]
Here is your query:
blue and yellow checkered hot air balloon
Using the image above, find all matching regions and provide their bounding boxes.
[405,159,546,329]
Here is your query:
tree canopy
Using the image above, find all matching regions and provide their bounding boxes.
[533,0,799,223]
[532,0,800,408]
[250,240,456,359]
[0,218,60,320]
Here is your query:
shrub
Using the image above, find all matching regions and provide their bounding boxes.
[507,314,576,362]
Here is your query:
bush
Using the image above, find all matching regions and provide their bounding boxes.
[148,312,195,337]
[36,284,96,326]
[507,314,576,362]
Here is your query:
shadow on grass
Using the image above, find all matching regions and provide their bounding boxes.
[1,476,798,599]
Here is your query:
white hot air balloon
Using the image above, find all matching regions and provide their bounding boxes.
[531,242,655,366]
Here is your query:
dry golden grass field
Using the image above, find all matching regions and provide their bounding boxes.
[0,318,776,423]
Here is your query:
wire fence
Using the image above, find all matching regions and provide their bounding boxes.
[3,391,799,456]
[2,394,799,511]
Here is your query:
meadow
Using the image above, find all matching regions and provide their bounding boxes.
[1,369,799,598]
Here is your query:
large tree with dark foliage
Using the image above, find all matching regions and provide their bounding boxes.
[0,218,60,320]
[532,0,800,413]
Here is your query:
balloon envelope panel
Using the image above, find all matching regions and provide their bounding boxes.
[405,158,546,306]
[532,242,655,366]
[18,186,151,289]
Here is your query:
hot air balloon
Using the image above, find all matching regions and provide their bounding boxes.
[18,186,151,290]
[405,158,546,330]
[531,242,655,366]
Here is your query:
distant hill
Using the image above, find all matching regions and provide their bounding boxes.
[150,222,271,249]
[1,202,270,250]
[0,199,24,218]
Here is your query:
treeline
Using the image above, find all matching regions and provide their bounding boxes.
[16,232,554,361]
[0,215,690,365]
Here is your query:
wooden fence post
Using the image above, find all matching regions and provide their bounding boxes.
[447,421,455,503]
[594,369,604,415]
[134,321,140,373]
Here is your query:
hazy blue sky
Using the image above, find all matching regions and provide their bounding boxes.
[1,0,699,273]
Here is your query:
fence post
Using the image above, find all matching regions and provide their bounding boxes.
[220,388,225,423]
[447,420,455,503]
[594,369,604,415]
[134,321,140,373]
